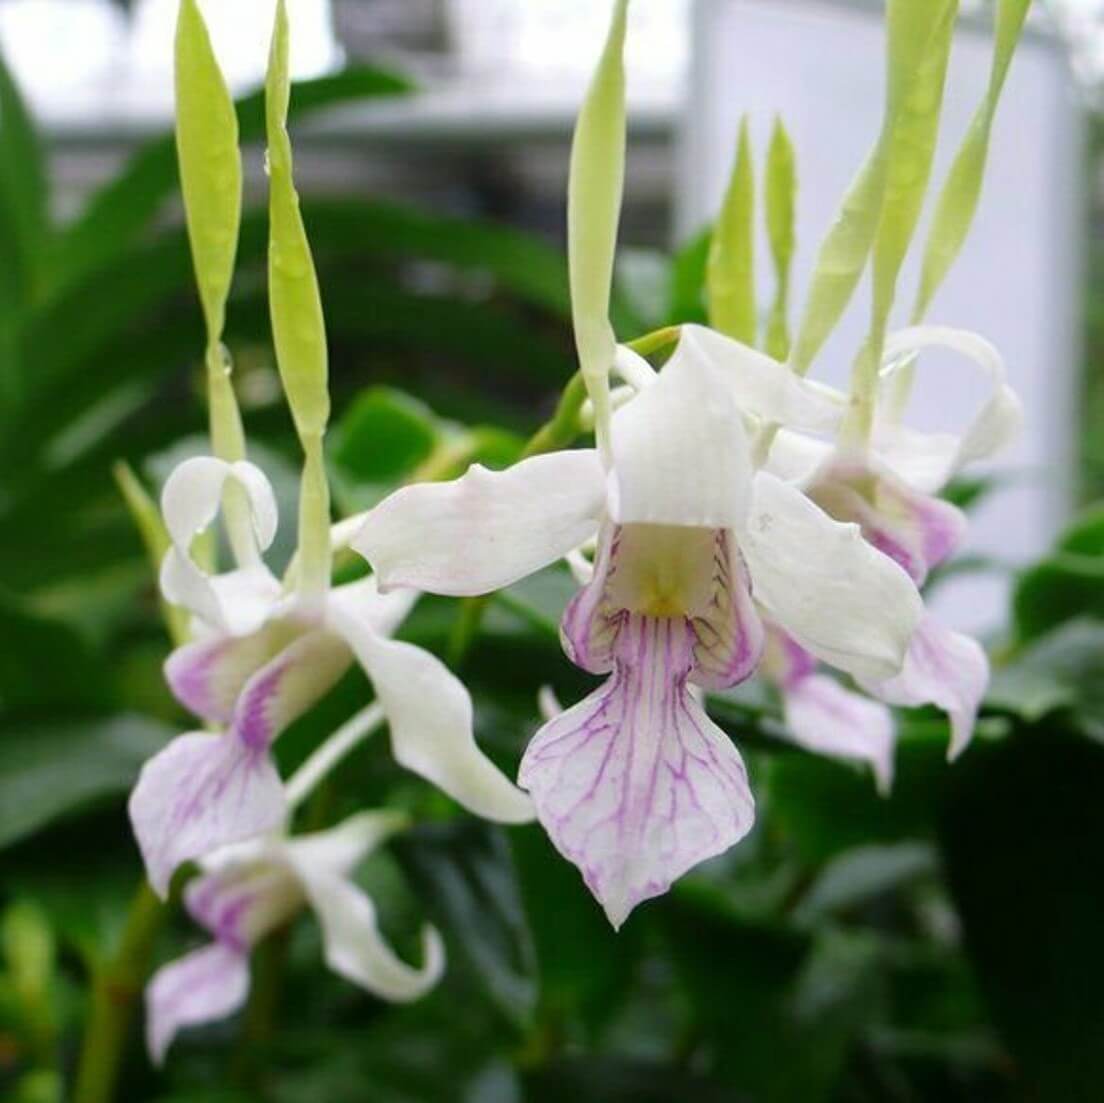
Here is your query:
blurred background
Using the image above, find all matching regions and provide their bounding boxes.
[3,1,1104,1101]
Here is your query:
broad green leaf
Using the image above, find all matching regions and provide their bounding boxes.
[266,0,332,598]
[568,0,628,454]
[764,118,796,360]
[666,225,711,326]
[52,66,413,294]
[0,45,49,314]
[912,0,1031,321]
[1013,553,1104,644]
[790,0,954,376]
[0,714,172,849]
[940,723,1104,1099]
[846,0,957,439]
[707,117,756,344]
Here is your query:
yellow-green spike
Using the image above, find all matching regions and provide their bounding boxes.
[764,117,796,360]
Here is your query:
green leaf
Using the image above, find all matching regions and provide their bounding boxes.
[989,620,1104,732]
[663,890,882,1102]
[939,723,1104,1100]
[764,118,797,360]
[0,45,49,315]
[52,66,413,293]
[665,226,711,326]
[0,714,172,849]
[394,821,537,1029]
[912,0,1031,320]
[707,117,756,344]
[790,0,955,376]
[329,386,440,511]
[1013,553,1104,644]
[0,601,114,716]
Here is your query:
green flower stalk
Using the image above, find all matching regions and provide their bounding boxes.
[568,0,629,467]
[266,0,333,609]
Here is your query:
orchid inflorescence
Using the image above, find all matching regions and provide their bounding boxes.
[127,0,1028,1059]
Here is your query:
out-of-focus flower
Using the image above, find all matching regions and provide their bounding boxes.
[129,456,533,898]
[146,810,444,1064]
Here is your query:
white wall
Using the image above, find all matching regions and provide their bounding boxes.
[679,0,1084,633]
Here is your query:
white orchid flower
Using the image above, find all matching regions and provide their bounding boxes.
[129,455,533,898]
[146,810,444,1065]
[353,325,923,928]
[764,325,1018,760]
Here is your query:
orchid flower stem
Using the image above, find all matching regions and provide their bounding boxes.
[285,702,387,812]
[232,922,292,1091]
[625,325,680,360]
[72,883,166,1103]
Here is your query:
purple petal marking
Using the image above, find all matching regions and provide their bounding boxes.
[164,629,285,726]
[861,613,988,761]
[812,463,966,585]
[561,525,623,675]
[128,732,286,898]
[230,630,353,752]
[689,532,765,690]
[520,613,755,929]
[146,941,250,1066]
[784,674,895,795]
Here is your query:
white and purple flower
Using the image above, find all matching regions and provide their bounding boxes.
[763,325,1019,765]
[146,810,444,1064]
[354,326,923,927]
[129,455,533,898]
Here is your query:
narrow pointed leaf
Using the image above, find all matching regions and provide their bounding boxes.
[568,0,629,454]
[708,117,757,345]
[764,118,796,360]
[789,0,950,376]
[912,0,1031,321]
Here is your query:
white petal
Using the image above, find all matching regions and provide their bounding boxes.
[160,556,282,638]
[283,810,409,878]
[298,870,444,1002]
[128,732,286,898]
[161,457,278,553]
[328,608,535,823]
[678,325,845,431]
[877,325,1024,491]
[741,472,923,681]
[783,675,895,796]
[610,329,753,529]
[613,344,658,390]
[520,614,754,929]
[352,451,606,596]
[761,428,835,489]
[146,942,250,1066]
[859,613,989,761]
[163,622,290,725]
[326,576,419,639]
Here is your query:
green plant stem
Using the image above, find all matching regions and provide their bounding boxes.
[232,924,292,1091]
[72,884,165,1103]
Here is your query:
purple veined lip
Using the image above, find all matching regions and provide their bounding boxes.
[521,611,756,928]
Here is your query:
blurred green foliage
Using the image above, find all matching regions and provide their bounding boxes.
[1,40,1104,1103]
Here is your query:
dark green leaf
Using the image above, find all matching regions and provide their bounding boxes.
[394,820,537,1030]
[0,714,171,849]
[940,722,1104,1101]
[665,226,711,325]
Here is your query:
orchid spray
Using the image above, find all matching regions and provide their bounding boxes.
[354,0,1029,927]
[125,0,532,1061]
